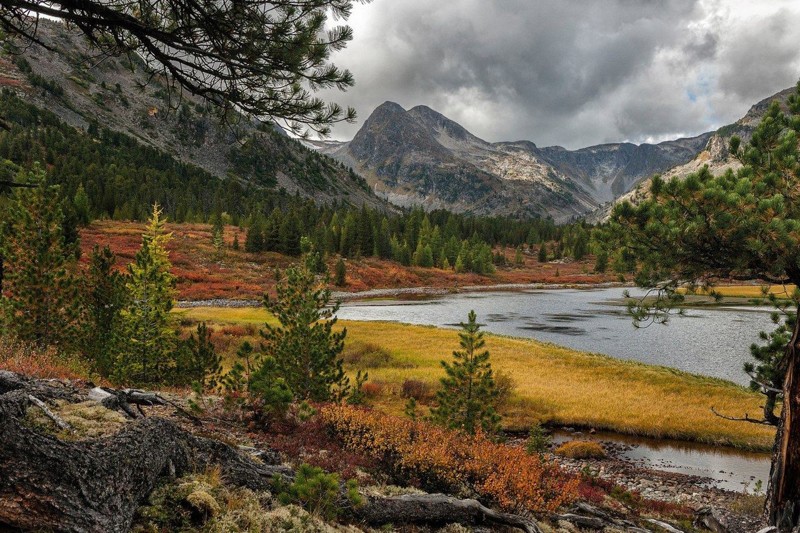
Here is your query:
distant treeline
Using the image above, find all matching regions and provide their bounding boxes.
[0,89,594,272]
[244,203,592,273]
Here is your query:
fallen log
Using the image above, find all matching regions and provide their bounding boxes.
[354,493,542,533]
[0,413,291,531]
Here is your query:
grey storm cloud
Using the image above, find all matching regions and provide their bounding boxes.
[318,0,800,149]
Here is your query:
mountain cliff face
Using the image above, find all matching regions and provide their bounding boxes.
[317,102,711,221]
[0,20,385,209]
[591,85,797,221]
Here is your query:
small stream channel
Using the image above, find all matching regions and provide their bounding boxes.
[337,286,775,492]
[550,430,770,493]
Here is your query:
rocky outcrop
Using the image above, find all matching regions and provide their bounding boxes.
[590,86,797,221]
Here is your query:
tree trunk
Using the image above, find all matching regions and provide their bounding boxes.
[0,410,291,531]
[765,390,780,426]
[767,306,800,530]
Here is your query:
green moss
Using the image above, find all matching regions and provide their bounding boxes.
[24,400,128,440]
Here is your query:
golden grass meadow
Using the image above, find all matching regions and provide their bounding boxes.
[177,306,775,451]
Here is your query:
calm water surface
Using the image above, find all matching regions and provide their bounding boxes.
[337,286,775,386]
[550,430,769,492]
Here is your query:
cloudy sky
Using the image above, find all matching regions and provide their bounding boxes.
[318,0,800,149]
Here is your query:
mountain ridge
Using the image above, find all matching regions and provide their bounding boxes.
[0,20,388,211]
[589,85,798,222]
[312,101,714,221]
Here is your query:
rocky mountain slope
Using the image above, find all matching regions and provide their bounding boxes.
[0,20,385,209]
[312,102,711,222]
[590,85,797,221]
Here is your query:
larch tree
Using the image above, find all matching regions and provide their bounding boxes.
[1,0,368,136]
[431,310,501,435]
[0,166,82,349]
[118,204,177,385]
[604,82,800,530]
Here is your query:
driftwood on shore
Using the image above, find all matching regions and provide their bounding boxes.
[0,371,542,532]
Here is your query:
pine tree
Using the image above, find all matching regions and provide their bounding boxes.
[0,167,82,349]
[73,184,91,226]
[573,231,589,260]
[117,204,178,385]
[537,243,548,263]
[334,257,347,287]
[245,215,265,252]
[212,227,225,259]
[514,246,524,267]
[83,245,128,377]
[177,322,221,388]
[604,84,800,526]
[211,215,225,258]
[746,298,796,426]
[430,310,501,435]
[594,249,608,273]
[260,263,349,402]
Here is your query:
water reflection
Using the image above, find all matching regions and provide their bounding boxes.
[551,430,770,492]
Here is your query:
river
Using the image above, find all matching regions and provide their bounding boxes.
[337,286,776,386]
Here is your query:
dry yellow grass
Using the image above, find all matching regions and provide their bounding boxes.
[680,284,796,299]
[176,306,775,451]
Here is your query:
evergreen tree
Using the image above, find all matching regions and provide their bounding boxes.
[211,222,225,259]
[177,322,222,388]
[264,210,282,251]
[514,246,524,267]
[430,310,501,435]
[73,184,91,226]
[117,204,177,385]
[0,166,82,349]
[594,249,608,273]
[5,0,365,137]
[412,241,434,268]
[454,253,466,273]
[604,84,800,527]
[537,243,548,263]
[334,257,347,287]
[376,217,392,259]
[747,297,796,426]
[245,214,265,252]
[279,213,302,256]
[260,263,349,402]
[83,245,128,377]
[573,231,589,260]
[301,236,327,274]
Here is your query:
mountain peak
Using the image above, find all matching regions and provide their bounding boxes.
[406,105,489,148]
[373,101,407,115]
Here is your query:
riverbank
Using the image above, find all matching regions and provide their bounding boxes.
[551,441,767,533]
[176,281,630,307]
[176,306,776,451]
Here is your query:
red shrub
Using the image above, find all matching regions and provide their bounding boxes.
[400,379,434,403]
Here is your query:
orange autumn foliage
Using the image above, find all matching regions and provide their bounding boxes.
[320,404,579,514]
[0,339,89,381]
